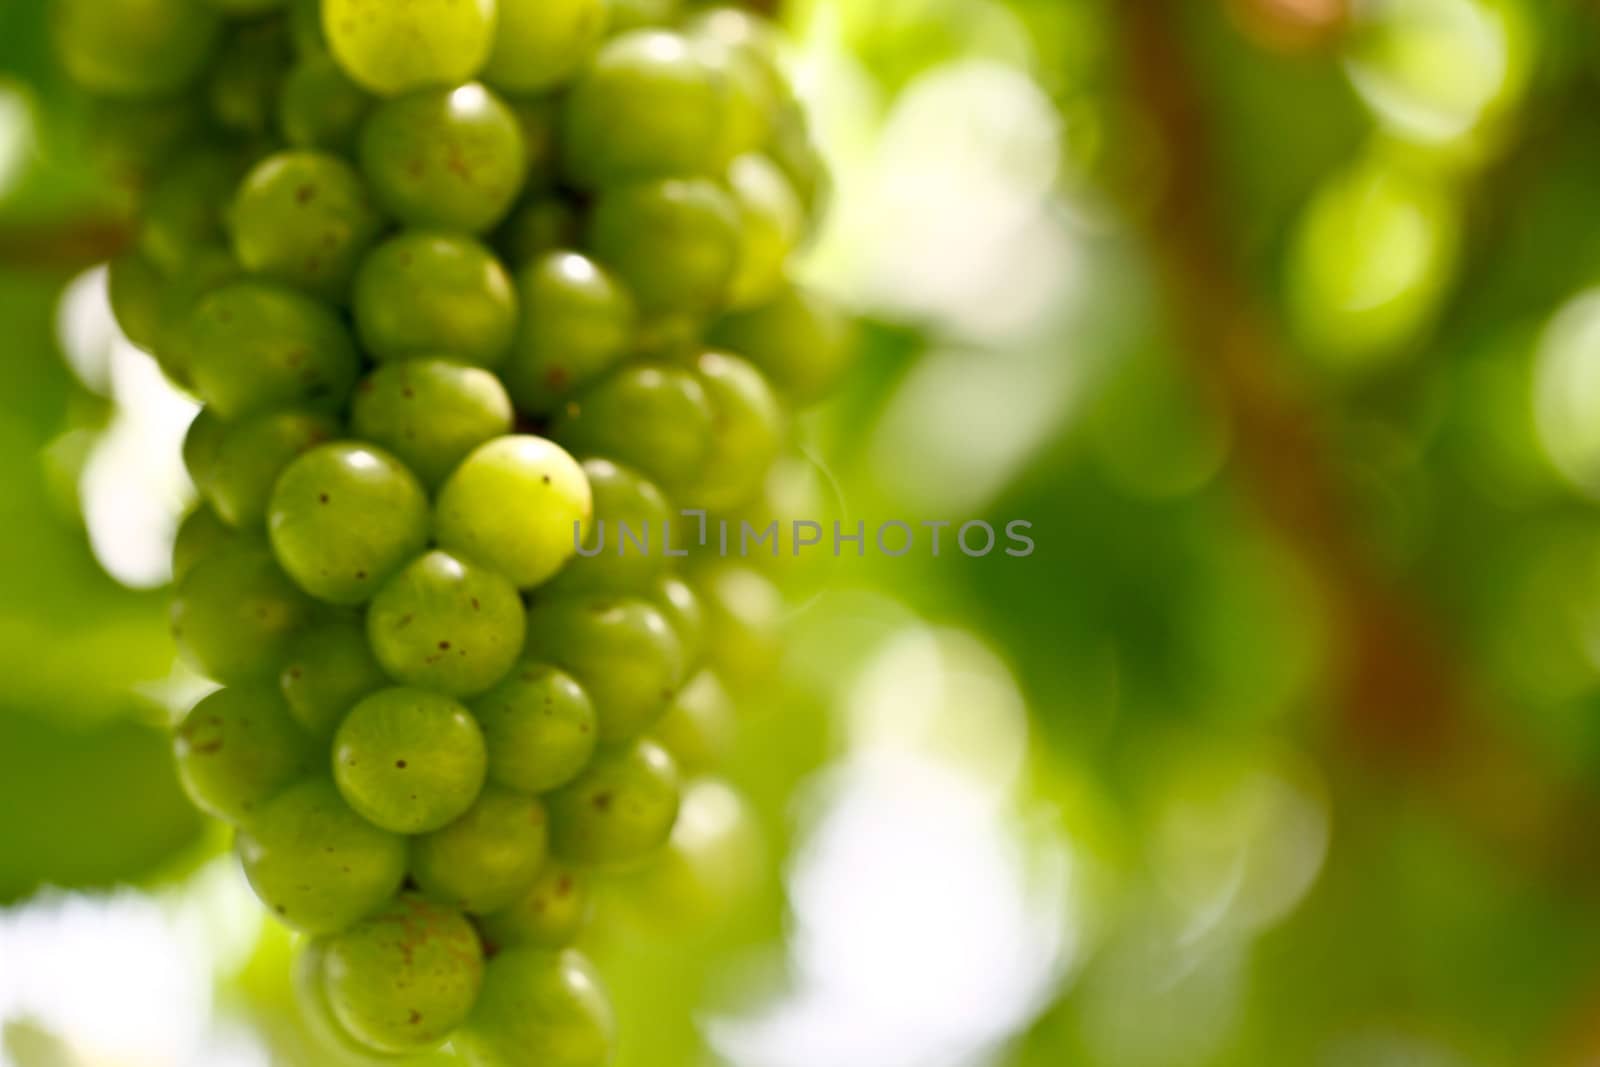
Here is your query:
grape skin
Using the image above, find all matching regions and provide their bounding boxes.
[485,0,608,95]
[457,949,615,1067]
[471,663,598,794]
[367,551,527,698]
[587,177,741,316]
[171,541,316,685]
[349,359,515,489]
[555,364,716,497]
[353,232,519,368]
[546,740,682,870]
[280,618,389,739]
[551,459,675,596]
[173,686,314,825]
[204,409,339,529]
[478,863,592,951]
[503,252,636,416]
[323,0,496,97]
[333,687,488,834]
[231,151,384,298]
[411,786,550,915]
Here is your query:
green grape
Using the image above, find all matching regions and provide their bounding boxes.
[208,20,292,137]
[607,0,681,32]
[434,436,593,590]
[359,83,526,233]
[470,663,597,794]
[236,778,408,933]
[204,409,339,528]
[612,777,761,931]
[478,864,591,950]
[561,31,726,188]
[552,459,674,595]
[171,541,316,683]
[172,506,237,583]
[353,232,518,368]
[149,245,242,389]
[524,595,684,742]
[333,687,488,834]
[139,149,246,275]
[686,350,784,511]
[485,0,607,95]
[53,0,221,98]
[652,670,735,775]
[323,894,485,1053]
[183,408,228,494]
[767,99,829,219]
[173,686,314,824]
[707,281,854,406]
[587,178,740,316]
[647,574,705,675]
[412,786,549,914]
[458,949,615,1067]
[496,199,580,271]
[695,562,784,690]
[292,941,394,1061]
[697,36,780,168]
[725,154,803,310]
[186,282,359,419]
[268,443,431,605]
[107,251,164,352]
[279,55,373,152]
[350,360,514,489]
[546,740,681,868]
[367,550,526,697]
[503,253,636,415]
[555,364,715,496]
[231,151,384,297]
[280,618,389,738]
[323,0,496,96]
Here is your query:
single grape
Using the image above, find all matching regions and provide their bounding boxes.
[503,252,636,415]
[236,778,408,933]
[554,364,715,496]
[470,663,597,794]
[611,778,762,931]
[551,459,674,595]
[204,409,340,529]
[412,786,549,914]
[231,151,384,298]
[333,687,487,834]
[561,31,726,187]
[767,99,830,218]
[587,178,740,317]
[725,154,803,311]
[360,83,526,233]
[546,740,681,869]
[458,949,615,1067]
[183,408,228,496]
[350,360,514,489]
[171,541,316,684]
[107,251,164,353]
[172,506,238,583]
[186,282,360,419]
[686,350,784,511]
[694,563,785,690]
[279,55,373,152]
[353,232,518,368]
[652,670,735,775]
[478,863,591,950]
[291,941,389,1061]
[496,199,580,271]
[485,0,607,95]
[697,36,779,168]
[139,148,247,275]
[524,594,684,742]
[280,618,389,738]
[647,574,706,675]
[367,551,526,697]
[268,443,431,605]
[323,894,485,1053]
[707,281,855,406]
[53,0,221,98]
[208,19,293,138]
[173,686,314,825]
[148,245,242,389]
[434,436,593,590]
[323,0,496,96]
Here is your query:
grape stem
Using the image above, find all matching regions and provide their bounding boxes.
[0,216,131,272]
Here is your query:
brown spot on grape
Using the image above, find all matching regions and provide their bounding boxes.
[592,792,613,812]
[319,493,330,504]
[396,759,408,769]
[296,184,317,204]
[438,641,451,650]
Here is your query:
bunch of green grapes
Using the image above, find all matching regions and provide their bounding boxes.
[56,0,852,1061]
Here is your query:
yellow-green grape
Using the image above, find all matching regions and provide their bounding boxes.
[333,687,488,834]
[555,364,715,497]
[280,618,389,739]
[708,281,855,407]
[697,36,779,169]
[171,541,316,684]
[652,670,735,776]
[587,177,741,316]
[647,574,706,679]
[208,19,293,137]
[608,0,681,32]
[323,0,496,96]
[367,550,527,697]
[458,949,615,1067]
[183,408,228,496]
[547,740,681,869]
[291,941,396,1061]
[185,282,360,419]
[268,443,432,605]
[725,154,803,311]
[359,83,527,233]
[504,252,636,416]
[279,55,373,152]
[353,232,519,368]
[323,894,485,1053]
[411,787,550,914]
[148,246,242,389]
[230,151,384,298]
[173,686,315,825]
[236,778,408,933]
[350,360,515,489]
[767,99,829,218]
[478,864,591,951]
[612,778,762,931]
[107,251,164,352]
[139,148,246,274]
[485,0,608,95]
[686,349,784,512]
[434,436,593,590]
[695,562,785,691]
[53,0,221,98]
[470,663,598,794]
[551,459,674,595]
[525,595,685,742]
[204,409,340,528]
[172,506,238,583]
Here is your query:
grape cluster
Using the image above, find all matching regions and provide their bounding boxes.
[56,0,850,1060]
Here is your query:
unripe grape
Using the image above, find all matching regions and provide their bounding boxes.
[686,350,784,512]
[551,459,675,595]
[555,364,715,497]
[485,0,607,94]
[183,409,228,495]
[172,506,238,583]
[652,670,736,775]
[612,777,763,931]
[139,149,247,275]
[478,864,591,950]
[353,233,518,368]
[204,409,340,529]
[333,687,488,834]
[412,786,549,914]
[278,56,373,152]
[173,686,315,824]
[496,199,581,271]
[107,251,164,353]
[291,941,389,1060]
[350,360,515,489]
[367,551,527,697]
[236,778,408,933]
[547,740,681,869]
[525,595,685,742]
[647,575,706,678]
[458,949,615,1067]
[587,177,740,316]
[470,663,598,794]
[708,281,855,407]
[323,0,496,96]
[725,154,804,311]
[608,0,682,33]
[53,0,221,99]
[503,252,636,416]
[323,894,485,1053]
[171,541,316,684]
[695,563,785,690]
[280,618,389,738]
[434,436,593,590]
[231,151,384,298]
[148,246,242,389]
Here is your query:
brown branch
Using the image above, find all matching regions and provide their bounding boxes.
[0,218,132,273]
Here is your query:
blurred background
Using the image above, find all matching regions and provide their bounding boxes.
[8,0,1600,1064]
